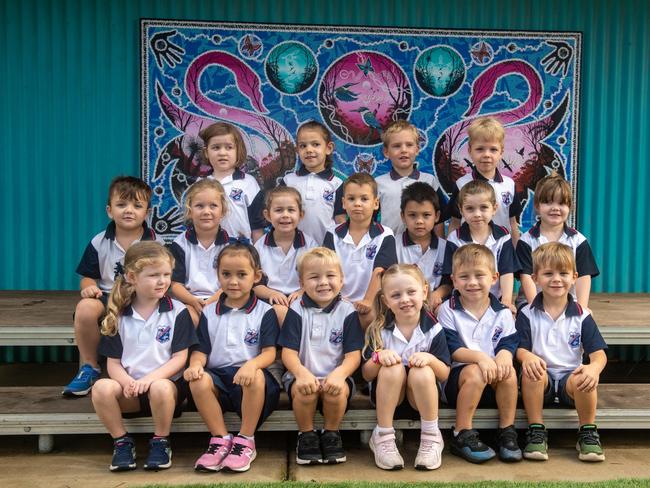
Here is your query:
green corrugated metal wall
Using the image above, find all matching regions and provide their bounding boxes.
[1,0,648,293]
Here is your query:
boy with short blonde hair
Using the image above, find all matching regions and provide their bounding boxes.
[516,242,607,462]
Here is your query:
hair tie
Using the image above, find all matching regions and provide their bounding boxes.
[228,236,251,245]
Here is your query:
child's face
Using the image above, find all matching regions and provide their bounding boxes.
[106,194,149,232]
[297,128,333,174]
[401,200,439,238]
[468,138,503,177]
[218,253,262,303]
[533,265,577,300]
[264,194,303,233]
[127,261,172,303]
[342,183,379,223]
[536,193,570,228]
[460,192,497,231]
[381,272,427,323]
[383,130,419,173]
[205,134,238,175]
[300,260,343,307]
[189,189,224,234]
[451,262,498,303]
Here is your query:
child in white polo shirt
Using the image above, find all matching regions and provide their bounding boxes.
[254,186,317,306]
[279,120,343,243]
[396,181,456,311]
[324,172,397,317]
[438,244,521,464]
[184,242,281,473]
[362,264,450,471]
[516,173,599,309]
[279,247,364,465]
[375,120,447,235]
[516,242,607,462]
[170,179,230,325]
[447,180,519,311]
[92,241,197,472]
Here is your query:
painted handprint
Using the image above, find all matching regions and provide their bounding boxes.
[541,40,573,76]
[150,30,185,69]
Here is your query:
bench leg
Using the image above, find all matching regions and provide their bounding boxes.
[359,430,372,446]
[38,434,54,453]
[395,429,403,446]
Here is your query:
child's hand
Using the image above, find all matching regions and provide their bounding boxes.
[120,376,137,398]
[189,296,205,316]
[322,371,346,396]
[295,371,320,396]
[521,354,546,381]
[428,292,443,310]
[80,285,102,299]
[287,290,303,305]
[131,378,153,396]
[408,352,434,368]
[204,290,223,306]
[378,349,402,367]
[477,355,498,384]
[572,363,600,392]
[267,290,290,306]
[233,361,258,387]
[494,353,514,382]
[353,299,372,315]
[184,365,205,382]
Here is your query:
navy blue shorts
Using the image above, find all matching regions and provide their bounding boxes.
[287,376,355,413]
[205,366,281,426]
[543,372,575,407]
[444,364,497,408]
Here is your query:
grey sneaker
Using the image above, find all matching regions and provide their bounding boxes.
[414,429,444,470]
[369,429,404,470]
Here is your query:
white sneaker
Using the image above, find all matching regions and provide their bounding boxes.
[369,429,404,470]
[415,429,444,470]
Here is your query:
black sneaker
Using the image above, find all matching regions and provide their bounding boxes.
[296,430,322,465]
[320,430,346,464]
[144,437,172,470]
[450,428,496,464]
[110,435,136,472]
[496,425,522,462]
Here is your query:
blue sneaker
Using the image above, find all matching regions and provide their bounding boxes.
[62,364,100,396]
[144,437,172,470]
[110,435,136,471]
[497,425,522,462]
[450,428,496,464]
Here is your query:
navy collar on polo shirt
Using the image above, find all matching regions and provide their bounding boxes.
[383,309,438,332]
[301,293,342,313]
[122,295,174,316]
[530,292,583,317]
[402,230,439,250]
[232,168,246,180]
[472,167,504,183]
[389,165,420,181]
[104,221,155,241]
[264,228,307,249]
[449,289,506,313]
[214,291,258,315]
[185,225,230,246]
[528,221,578,238]
[334,221,384,239]
[296,164,334,180]
[458,221,508,242]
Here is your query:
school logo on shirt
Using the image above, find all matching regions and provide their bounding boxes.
[113,261,125,280]
[433,261,443,276]
[491,325,503,344]
[244,328,259,346]
[329,328,343,344]
[323,189,335,202]
[501,192,512,206]
[156,325,171,344]
[568,331,581,348]
[366,244,377,260]
[229,188,243,201]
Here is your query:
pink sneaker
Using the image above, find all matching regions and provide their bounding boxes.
[221,435,257,472]
[194,436,232,472]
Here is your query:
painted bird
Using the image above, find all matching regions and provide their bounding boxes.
[334,82,360,102]
[352,106,383,131]
[501,158,513,172]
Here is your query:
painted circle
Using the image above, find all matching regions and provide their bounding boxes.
[414,45,466,98]
[265,41,317,95]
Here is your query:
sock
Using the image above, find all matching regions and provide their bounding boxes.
[299,430,315,435]
[238,433,254,441]
[420,418,439,434]
[152,434,167,440]
[210,433,233,440]
[453,430,460,437]
[580,424,597,431]
[375,425,394,436]
[529,423,545,430]
[113,433,130,443]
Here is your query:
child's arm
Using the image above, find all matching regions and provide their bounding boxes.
[452,348,498,384]
[355,267,383,314]
[516,347,547,381]
[519,274,537,304]
[80,277,102,298]
[572,349,607,392]
[499,272,515,308]
[361,348,402,382]
[428,284,451,310]
[447,217,461,236]
[253,284,290,306]
[282,348,320,395]
[287,288,304,305]
[575,275,592,310]
[493,349,515,381]
[106,357,137,397]
[408,352,450,382]
[184,350,208,381]
[251,228,264,243]
[322,350,361,396]
[133,350,188,395]
[233,345,276,386]
[170,282,205,316]
[509,216,520,245]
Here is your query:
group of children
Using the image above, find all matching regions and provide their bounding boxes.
[64,115,607,473]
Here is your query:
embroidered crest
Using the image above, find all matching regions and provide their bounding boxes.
[244,328,259,346]
[501,191,512,206]
[433,261,443,276]
[323,189,335,202]
[329,328,343,344]
[366,244,377,260]
[568,330,581,348]
[156,325,171,344]
[229,188,243,201]
[491,325,503,343]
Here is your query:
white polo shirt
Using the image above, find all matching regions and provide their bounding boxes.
[323,222,397,302]
[361,310,451,367]
[76,222,162,293]
[376,166,447,234]
[278,294,364,389]
[280,166,343,244]
[170,225,230,298]
[447,222,519,297]
[207,169,266,239]
[439,291,519,369]
[449,168,521,231]
[196,293,279,369]
[254,229,317,295]
[99,296,197,380]
[516,293,607,381]
[396,230,456,290]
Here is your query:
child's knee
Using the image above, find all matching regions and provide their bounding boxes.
[75,298,104,321]
[91,378,118,399]
[407,366,436,386]
[377,364,406,383]
[244,369,266,391]
[148,379,176,401]
[189,374,213,393]
[291,385,318,404]
[460,365,487,389]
